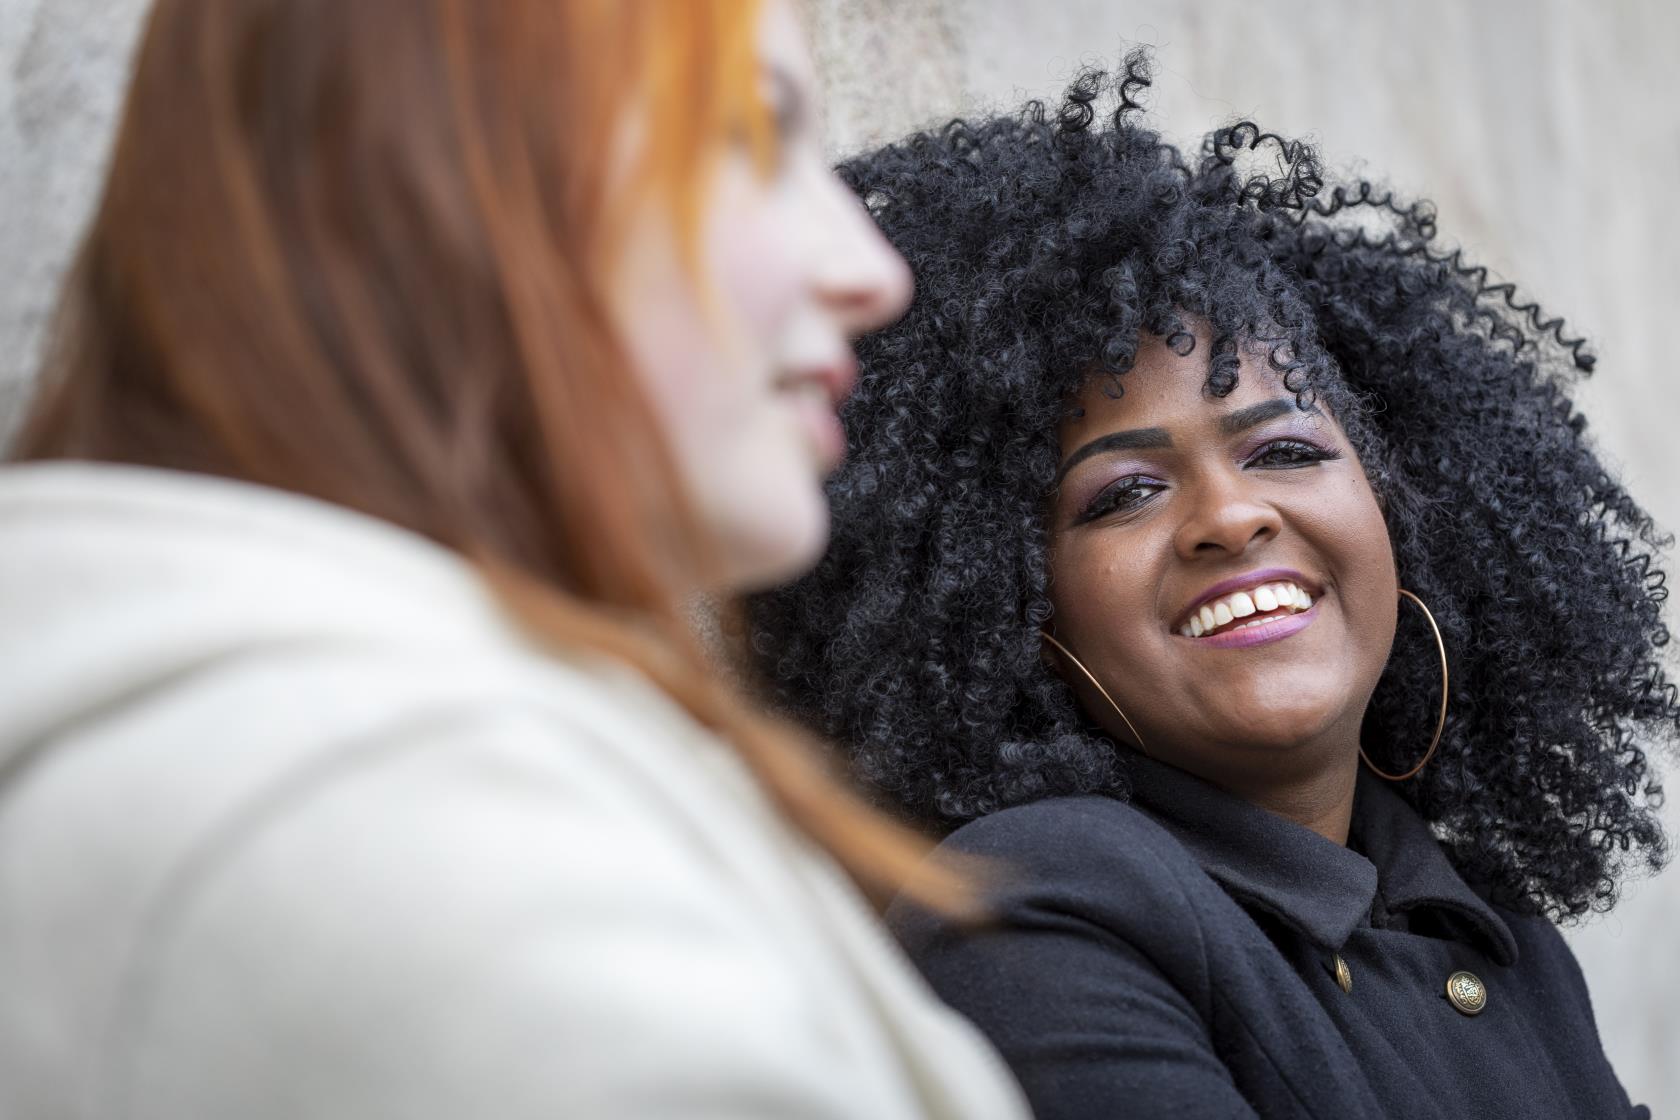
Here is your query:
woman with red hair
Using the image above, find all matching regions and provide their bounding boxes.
[0,2,1026,1117]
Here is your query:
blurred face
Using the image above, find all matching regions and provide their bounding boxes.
[608,0,912,591]
[1046,328,1398,792]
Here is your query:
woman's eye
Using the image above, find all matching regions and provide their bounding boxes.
[1076,476,1164,524]
[772,98,802,149]
[1248,439,1339,469]
[754,81,805,174]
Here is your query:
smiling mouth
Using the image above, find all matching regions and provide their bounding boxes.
[1177,579,1316,639]
[775,379,846,468]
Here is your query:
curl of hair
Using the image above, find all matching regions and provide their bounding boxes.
[747,52,1674,921]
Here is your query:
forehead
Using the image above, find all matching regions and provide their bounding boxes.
[1060,332,1294,446]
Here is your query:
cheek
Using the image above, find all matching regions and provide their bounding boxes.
[1049,534,1165,655]
[704,169,801,349]
[617,186,795,456]
[610,207,715,425]
[1340,475,1396,594]
[1298,468,1398,647]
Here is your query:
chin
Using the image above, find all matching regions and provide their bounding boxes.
[719,490,832,593]
[1203,696,1351,758]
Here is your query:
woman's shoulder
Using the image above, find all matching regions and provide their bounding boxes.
[1495,903,1602,1016]
[942,792,1169,845]
[885,796,1318,1117]
[149,649,764,891]
[6,644,955,1116]
[944,795,1210,892]
[895,795,1224,948]
[55,699,922,1118]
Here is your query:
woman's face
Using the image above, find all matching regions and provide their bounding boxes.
[609,0,912,592]
[1046,329,1398,792]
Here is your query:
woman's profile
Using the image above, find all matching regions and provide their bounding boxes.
[0,2,1028,1117]
[748,54,1673,1119]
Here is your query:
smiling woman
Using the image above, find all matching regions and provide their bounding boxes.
[746,52,1675,1119]
[1045,328,1402,837]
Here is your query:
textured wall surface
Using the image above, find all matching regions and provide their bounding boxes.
[0,0,151,434]
[2,0,1676,1110]
[803,0,1680,1111]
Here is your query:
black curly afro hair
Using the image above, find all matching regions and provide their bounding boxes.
[745,53,1677,921]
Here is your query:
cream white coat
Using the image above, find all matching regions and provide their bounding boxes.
[0,462,1027,1120]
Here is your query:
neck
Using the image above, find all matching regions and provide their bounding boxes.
[1170,724,1365,846]
[1234,754,1360,845]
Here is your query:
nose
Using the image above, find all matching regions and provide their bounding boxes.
[810,177,914,335]
[1172,468,1282,560]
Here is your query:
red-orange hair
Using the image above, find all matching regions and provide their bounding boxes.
[15,0,963,908]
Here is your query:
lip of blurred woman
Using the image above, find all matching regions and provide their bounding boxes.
[777,355,856,469]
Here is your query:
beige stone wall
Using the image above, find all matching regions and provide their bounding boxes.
[805,0,1680,1111]
[0,0,153,436]
[2,0,1674,1108]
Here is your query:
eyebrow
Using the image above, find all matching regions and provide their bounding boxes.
[1054,397,1310,483]
[1054,427,1171,483]
[1219,397,1300,434]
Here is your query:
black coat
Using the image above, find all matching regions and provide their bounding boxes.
[889,758,1646,1119]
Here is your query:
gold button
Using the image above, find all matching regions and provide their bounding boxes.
[1445,970,1487,1016]
[1329,954,1352,994]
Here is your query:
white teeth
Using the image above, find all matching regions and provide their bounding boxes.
[1182,579,1317,639]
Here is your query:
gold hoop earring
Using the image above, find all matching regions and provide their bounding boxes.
[1359,588,1448,782]
[1041,631,1149,756]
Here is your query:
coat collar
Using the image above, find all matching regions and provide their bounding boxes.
[1123,755,1518,965]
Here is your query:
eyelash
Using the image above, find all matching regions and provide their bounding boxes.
[772,100,801,145]
[760,92,803,167]
[1073,438,1341,524]
[1074,474,1165,525]
[731,100,798,175]
[1250,438,1340,470]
